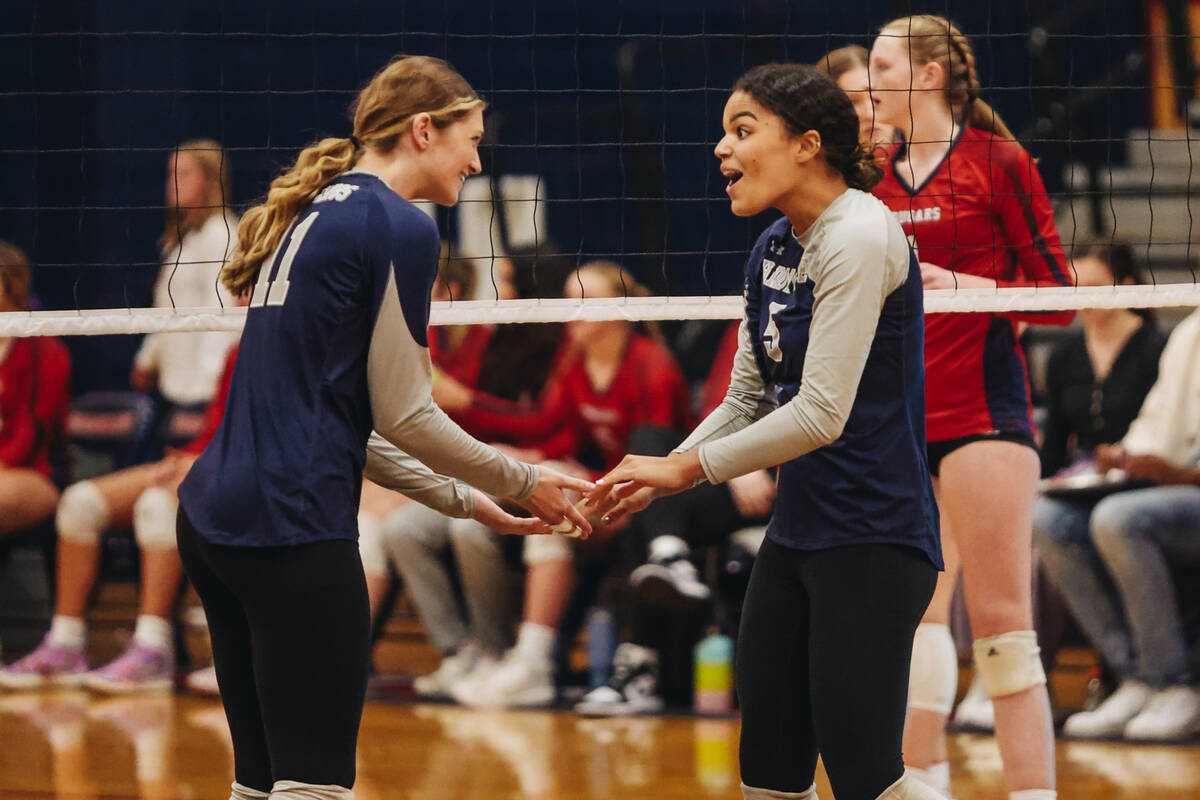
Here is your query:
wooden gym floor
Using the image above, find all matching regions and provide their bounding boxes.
[0,689,1197,800]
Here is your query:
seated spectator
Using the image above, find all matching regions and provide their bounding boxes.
[1033,303,1200,741]
[576,319,776,715]
[432,260,694,709]
[129,140,240,462]
[956,237,1168,730]
[0,339,240,692]
[0,240,71,541]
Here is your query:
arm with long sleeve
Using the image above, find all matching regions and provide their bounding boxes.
[362,432,475,518]
[992,142,1076,325]
[367,264,537,501]
[457,369,574,442]
[688,228,901,485]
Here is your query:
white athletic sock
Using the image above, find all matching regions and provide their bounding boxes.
[515,622,556,665]
[133,615,173,653]
[269,779,353,799]
[741,782,817,799]
[1009,791,1055,800]
[907,762,950,795]
[230,781,270,800]
[49,615,86,650]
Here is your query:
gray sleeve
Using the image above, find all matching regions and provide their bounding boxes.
[362,432,476,518]
[695,223,905,485]
[675,316,776,454]
[367,265,538,500]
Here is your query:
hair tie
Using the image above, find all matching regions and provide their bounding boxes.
[349,134,362,148]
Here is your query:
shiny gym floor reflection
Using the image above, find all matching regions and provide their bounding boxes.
[0,691,1197,799]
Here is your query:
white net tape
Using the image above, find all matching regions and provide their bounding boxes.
[2,284,1200,338]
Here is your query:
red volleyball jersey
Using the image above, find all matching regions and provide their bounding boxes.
[873,127,1075,441]
[0,337,71,478]
[464,333,694,476]
[183,345,238,456]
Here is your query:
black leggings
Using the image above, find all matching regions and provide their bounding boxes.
[177,508,371,792]
[737,538,935,800]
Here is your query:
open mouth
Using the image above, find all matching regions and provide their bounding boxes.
[722,168,744,191]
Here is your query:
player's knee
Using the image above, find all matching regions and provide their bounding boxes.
[229,781,270,800]
[522,531,572,565]
[741,783,817,800]
[269,781,352,800]
[908,622,958,715]
[57,480,110,544]
[971,630,1045,698]
[357,511,388,579]
[132,487,178,549]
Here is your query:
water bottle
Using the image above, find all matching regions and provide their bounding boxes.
[586,606,618,689]
[693,628,734,714]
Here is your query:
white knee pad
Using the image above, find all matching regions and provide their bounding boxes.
[229,781,270,800]
[971,630,1046,698]
[741,783,817,800]
[57,480,110,544]
[522,531,573,565]
[269,780,353,800]
[876,771,950,800]
[357,511,388,579]
[133,487,178,549]
[908,622,958,715]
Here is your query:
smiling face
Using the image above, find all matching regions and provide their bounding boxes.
[714,91,807,218]
[423,106,484,206]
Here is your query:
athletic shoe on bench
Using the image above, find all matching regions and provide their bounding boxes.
[1062,680,1151,739]
[413,642,483,699]
[630,535,710,610]
[575,643,664,716]
[0,636,87,690]
[83,640,173,693]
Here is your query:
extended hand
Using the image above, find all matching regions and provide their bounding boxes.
[473,492,551,536]
[585,451,704,522]
[516,464,595,538]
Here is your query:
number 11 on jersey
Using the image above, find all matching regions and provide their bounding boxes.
[250,212,320,308]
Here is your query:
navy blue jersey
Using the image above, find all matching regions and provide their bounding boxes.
[180,170,535,547]
[680,190,940,567]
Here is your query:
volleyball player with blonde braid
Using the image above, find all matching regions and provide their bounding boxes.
[177,56,591,800]
[869,15,1073,800]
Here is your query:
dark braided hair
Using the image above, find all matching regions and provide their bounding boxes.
[734,63,882,192]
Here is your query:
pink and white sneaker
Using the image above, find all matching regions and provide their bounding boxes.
[0,637,87,690]
[83,641,173,693]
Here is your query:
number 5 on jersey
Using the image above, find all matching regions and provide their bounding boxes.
[762,301,788,363]
[251,212,320,308]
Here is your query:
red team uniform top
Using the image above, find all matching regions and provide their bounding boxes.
[873,128,1075,442]
[460,333,694,477]
[182,345,239,456]
[0,337,71,478]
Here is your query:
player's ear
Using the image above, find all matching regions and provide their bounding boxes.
[410,113,435,151]
[794,129,822,165]
[918,59,945,92]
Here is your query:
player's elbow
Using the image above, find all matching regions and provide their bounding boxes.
[789,394,848,449]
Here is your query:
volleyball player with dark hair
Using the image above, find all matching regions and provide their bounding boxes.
[869,15,1073,800]
[589,64,944,800]
[176,55,591,800]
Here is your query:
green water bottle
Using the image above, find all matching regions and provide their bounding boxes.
[693,628,734,714]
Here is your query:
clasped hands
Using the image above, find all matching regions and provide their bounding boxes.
[581,450,706,526]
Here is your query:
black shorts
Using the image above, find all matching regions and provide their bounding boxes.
[926,430,1036,478]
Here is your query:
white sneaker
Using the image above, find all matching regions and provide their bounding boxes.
[184,666,220,697]
[1062,680,1152,739]
[413,643,482,699]
[1123,685,1200,741]
[451,649,554,709]
[575,643,664,717]
[951,677,994,732]
[630,535,710,610]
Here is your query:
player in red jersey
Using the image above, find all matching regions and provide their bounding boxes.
[0,241,70,541]
[869,15,1069,800]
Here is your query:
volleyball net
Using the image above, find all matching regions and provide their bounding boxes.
[3,1,1200,342]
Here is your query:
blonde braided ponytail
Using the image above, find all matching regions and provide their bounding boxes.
[222,55,483,296]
